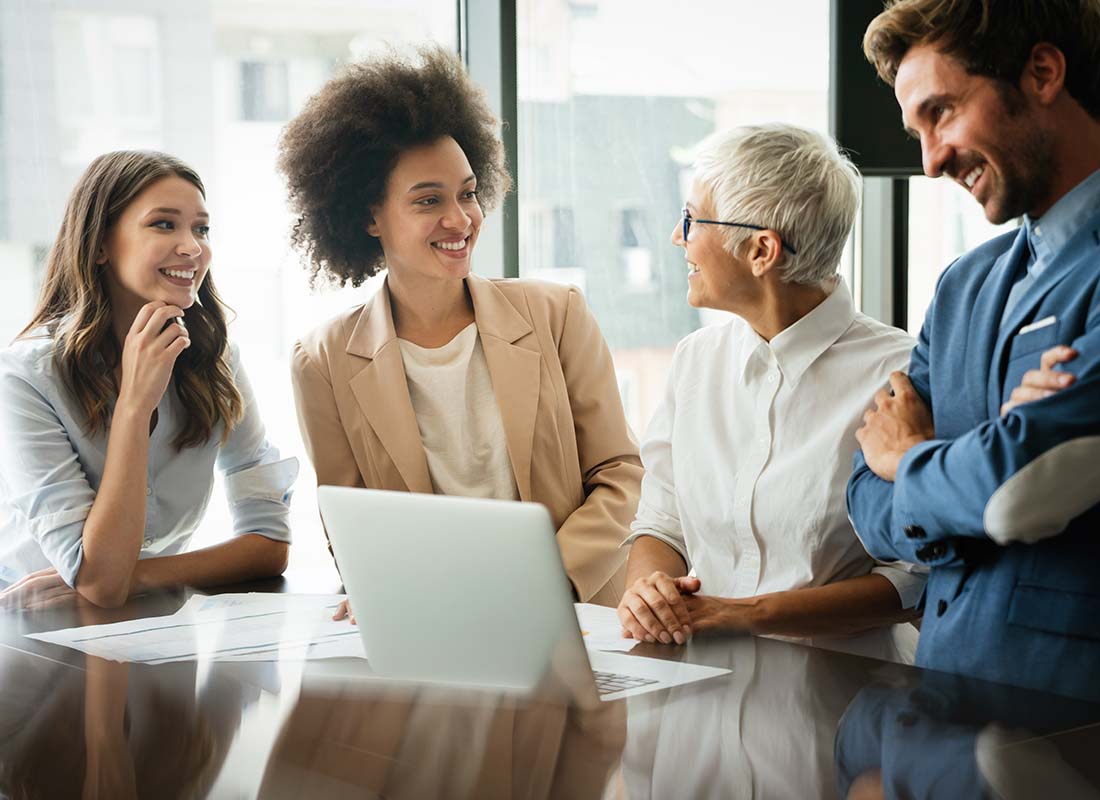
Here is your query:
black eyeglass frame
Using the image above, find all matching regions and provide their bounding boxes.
[681,207,798,256]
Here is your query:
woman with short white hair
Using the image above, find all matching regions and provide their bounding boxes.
[617,124,925,662]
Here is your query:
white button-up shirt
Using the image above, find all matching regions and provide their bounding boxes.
[627,279,926,661]
[0,334,298,587]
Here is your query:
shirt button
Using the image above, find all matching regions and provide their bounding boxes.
[936,599,948,617]
[145,486,153,496]
[767,372,777,383]
[917,542,948,562]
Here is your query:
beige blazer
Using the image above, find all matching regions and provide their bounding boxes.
[291,274,641,604]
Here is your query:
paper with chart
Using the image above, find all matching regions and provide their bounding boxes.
[26,593,363,664]
[575,602,638,652]
[27,595,637,664]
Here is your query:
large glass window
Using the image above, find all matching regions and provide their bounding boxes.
[906,176,1016,335]
[0,1,456,572]
[516,0,834,435]
[0,0,1019,573]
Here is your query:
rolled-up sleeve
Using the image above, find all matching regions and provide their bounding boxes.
[624,350,690,566]
[870,561,928,610]
[216,347,298,543]
[0,355,92,586]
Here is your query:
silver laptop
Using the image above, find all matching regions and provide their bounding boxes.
[317,486,729,703]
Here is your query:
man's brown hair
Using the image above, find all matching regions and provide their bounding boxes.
[863,0,1100,118]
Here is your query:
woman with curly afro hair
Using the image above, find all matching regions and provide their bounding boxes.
[280,47,641,613]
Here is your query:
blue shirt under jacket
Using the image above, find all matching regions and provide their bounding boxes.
[847,173,1100,702]
[0,335,298,587]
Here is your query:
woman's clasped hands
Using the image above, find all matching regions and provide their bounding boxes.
[617,571,702,645]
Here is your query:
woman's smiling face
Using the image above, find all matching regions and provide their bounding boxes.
[99,175,211,312]
[672,177,755,313]
[368,136,484,284]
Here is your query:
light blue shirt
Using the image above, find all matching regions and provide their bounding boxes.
[1000,169,1100,330]
[0,334,298,587]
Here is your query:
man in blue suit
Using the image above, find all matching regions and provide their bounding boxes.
[848,0,1100,701]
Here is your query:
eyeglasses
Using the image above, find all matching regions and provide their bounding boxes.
[681,207,798,256]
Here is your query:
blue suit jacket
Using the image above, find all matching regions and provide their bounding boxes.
[847,205,1100,702]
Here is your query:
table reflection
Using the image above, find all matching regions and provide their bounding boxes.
[835,674,1100,800]
[4,584,1100,799]
[621,636,869,799]
[0,602,255,800]
[258,682,626,799]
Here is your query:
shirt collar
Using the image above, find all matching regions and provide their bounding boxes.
[1024,169,1100,275]
[735,276,856,386]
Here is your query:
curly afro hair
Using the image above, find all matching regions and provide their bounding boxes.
[277,45,511,287]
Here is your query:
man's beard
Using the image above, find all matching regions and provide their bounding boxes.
[985,97,1057,223]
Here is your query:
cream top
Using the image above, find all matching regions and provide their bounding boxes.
[398,323,520,501]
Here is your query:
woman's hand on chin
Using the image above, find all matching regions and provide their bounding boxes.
[617,571,698,645]
[117,300,190,418]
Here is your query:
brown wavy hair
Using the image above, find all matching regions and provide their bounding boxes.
[863,0,1100,118]
[19,150,243,450]
[277,45,511,287]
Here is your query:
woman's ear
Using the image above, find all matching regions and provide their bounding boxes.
[749,230,783,278]
[366,211,380,238]
[95,246,108,266]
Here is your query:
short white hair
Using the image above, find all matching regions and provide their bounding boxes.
[693,124,862,286]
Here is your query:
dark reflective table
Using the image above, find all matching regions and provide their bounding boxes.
[3,572,1099,799]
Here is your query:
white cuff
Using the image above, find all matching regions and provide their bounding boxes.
[871,562,928,609]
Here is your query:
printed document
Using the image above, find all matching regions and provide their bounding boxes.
[26,596,638,663]
[26,593,361,664]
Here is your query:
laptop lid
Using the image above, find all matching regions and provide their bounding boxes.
[317,486,593,698]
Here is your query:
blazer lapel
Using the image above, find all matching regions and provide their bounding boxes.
[987,209,1100,416]
[965,228,1028,420]
[467,275,540,501]
[346,280,433,494]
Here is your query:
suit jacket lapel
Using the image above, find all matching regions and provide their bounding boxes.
[467,275,540,501]
[987,208,1100,416]
[346,280,433,493]
[966,228,1028,420]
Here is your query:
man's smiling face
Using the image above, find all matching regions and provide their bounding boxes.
[895,44,1055,223]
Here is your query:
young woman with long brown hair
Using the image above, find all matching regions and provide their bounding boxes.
[0,150,297,609]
